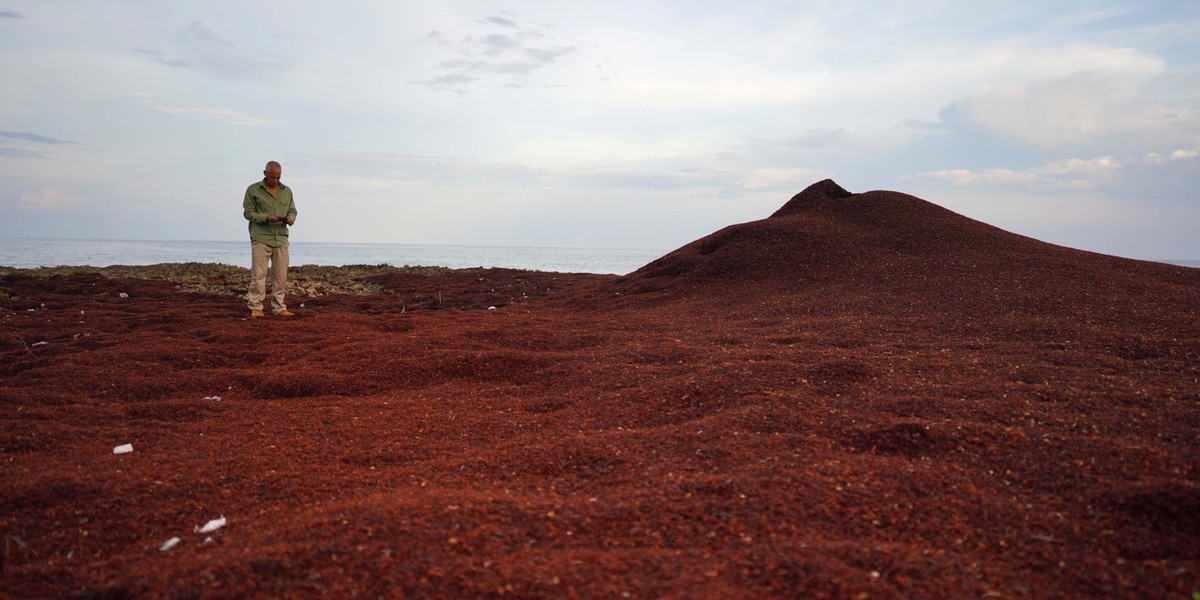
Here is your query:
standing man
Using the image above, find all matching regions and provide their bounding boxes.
[243,160,298,318]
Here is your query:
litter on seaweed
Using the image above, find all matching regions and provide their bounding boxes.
[197,516,226,534]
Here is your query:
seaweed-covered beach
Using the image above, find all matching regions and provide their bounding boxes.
[3,182,1198,598]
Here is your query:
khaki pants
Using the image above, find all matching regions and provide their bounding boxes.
[247,241,289,312]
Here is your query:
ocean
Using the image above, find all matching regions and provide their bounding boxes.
[2,237,1196,275]
[0,237,670,275]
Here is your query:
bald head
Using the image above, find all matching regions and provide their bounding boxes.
[263,161,282,188]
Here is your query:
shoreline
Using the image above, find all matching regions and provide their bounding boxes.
[0,263,564,297]
[0,239,669,275]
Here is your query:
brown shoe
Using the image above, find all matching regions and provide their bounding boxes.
[276,309,295,317]
[250,310,265,318]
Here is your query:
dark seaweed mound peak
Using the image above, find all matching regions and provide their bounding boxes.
[769,179,855,218]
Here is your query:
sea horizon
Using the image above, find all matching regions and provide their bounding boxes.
[1,236,1197,274]
[0,236,672,275]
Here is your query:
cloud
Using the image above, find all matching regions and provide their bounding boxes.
[134,20,289,80]
[288,150,802,195]
[133,48,193,69]
[909,156,1122,190]
[906,145,1200,217]
[0,130,79,159]
[481,33,520,54]
[152,105,287,126]
[131,94,287,126]
[568,165,832,197]
[721,129,864,163]
[0,10,24,19]
[0,148,43,158]
[900,145,1200,258]
[942,45,1200,147]
[411,13,577,95]
[181,20,223,44]
[18,188,88,211]
[0,130,78,145]
[737,167,829,191]
[481,15,518,28]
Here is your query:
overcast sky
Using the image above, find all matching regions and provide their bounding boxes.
[1,1,1197,260]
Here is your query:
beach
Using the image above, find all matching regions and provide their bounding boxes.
[2,181,1198,598]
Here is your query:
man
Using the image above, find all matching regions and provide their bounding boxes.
[243,160,298,318]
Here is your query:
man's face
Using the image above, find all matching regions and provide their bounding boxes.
[264,166,282,187]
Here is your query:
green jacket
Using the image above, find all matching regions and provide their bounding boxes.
[243,180,298,247]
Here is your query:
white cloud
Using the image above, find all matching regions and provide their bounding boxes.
[130,94,287,126]
[1040,156,1123,179]
[909,156,1122,191]
[293,150,824,197]
[1137,146,1200,164]
[408,12,579,95]
[132,19,291,81]
[737,167,829,191]
[18,188,88,211]
[944,45,1200,147]
[150,105,287,126]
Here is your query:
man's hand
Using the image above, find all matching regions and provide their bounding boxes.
[285,216,293,225]
[267,215,280,223]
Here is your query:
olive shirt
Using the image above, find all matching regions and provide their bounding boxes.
[243,180,298,247]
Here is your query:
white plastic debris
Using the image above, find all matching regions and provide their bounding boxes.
[32,341,48,347]
[487,306,497,310]
[159,537,180,551]
[119,292,129,298]
[113,443,133,454]
[198,516,226,534]
[202,395,222,401]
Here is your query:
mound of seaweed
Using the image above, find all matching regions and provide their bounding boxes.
[612,180,1199,322]
[626,179,1040,287]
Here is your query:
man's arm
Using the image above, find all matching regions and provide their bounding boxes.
[243,187,266,223]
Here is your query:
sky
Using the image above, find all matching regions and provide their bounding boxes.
[1,1,1198,260]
